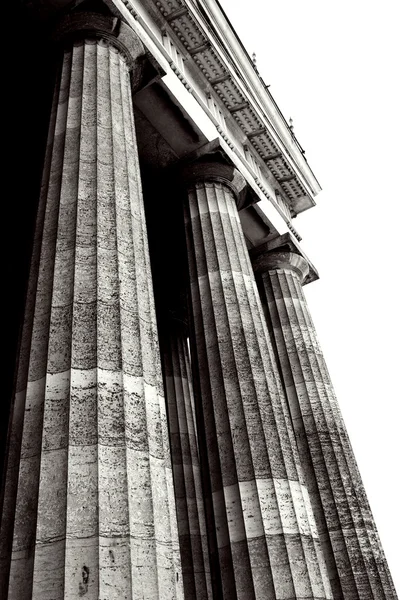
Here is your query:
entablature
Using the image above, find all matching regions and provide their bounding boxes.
[109,0,308,241]
[150,0,321,211]
[21,0,321,250]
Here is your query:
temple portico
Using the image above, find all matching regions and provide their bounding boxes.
[1,2,396,599]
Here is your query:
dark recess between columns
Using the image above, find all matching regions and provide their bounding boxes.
[2,3,58,509]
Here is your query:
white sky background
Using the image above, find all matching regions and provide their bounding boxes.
[219,0,399,587]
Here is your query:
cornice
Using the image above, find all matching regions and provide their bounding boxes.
[44,1,301,242]
[19,0,321,224]
[199,1,321,191]
[151,0,321,215]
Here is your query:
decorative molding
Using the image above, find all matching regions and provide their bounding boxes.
[115,0,309,237]
[152,0,314,215]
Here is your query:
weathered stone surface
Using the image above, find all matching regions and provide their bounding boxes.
[256,251,397,600]
[0,33,182,600]
[184,171,332,599]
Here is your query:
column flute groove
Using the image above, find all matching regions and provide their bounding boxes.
[203,183,268,598]
[161,317,213,599]
[260,267,350,600]
[192,183,248,596]
[185,193,238,597]
[287,271,381,586]
[283,266,391,598]
[182,162,333,600]
[222,185,331,600]
[272,268,375,598]
[207,183,317,598]
[0,14,183,600]
[290,272,394,598]
[254,249,397,600]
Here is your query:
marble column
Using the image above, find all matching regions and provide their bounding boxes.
[0,14,182,600]
[183,161,333,600]
[161,316,213,599]
[254,249,397,600]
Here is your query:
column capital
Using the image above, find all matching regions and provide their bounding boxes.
[249,233,319,285]
[181,159,249,209]
[252,249,310,284]
[53,11,157,90]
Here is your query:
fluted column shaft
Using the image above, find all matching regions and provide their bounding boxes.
[162,318,213,599]
[255,250,397,600]
[183,165,332,600]
[0,18,182,600]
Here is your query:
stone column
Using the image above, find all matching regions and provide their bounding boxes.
[162,316,213,599]
[183,161,333,600]
[0,13,182,600]
[254,249,397,600]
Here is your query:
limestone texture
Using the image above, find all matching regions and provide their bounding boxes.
[256,251,397,600]
[0,37,182,600]
[184,174,333,600]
